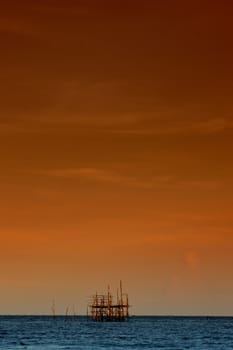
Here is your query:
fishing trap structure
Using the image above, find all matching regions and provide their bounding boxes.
[87,281,130,321]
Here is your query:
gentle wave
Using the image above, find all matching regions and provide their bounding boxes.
[0,316,233,349]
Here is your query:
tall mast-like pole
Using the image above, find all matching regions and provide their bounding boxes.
[120,280,123,305]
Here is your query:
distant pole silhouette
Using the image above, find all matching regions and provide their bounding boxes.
[51,300,56,318]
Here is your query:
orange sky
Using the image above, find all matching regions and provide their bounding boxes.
[1,0,233,315]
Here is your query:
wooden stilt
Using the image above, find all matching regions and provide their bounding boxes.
[88,282,130,322]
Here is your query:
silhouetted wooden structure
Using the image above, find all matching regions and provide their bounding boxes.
[88,281,129,321]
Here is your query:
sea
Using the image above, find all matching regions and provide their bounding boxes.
[0,316,233,349]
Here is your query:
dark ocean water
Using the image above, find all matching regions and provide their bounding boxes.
[0,316,233,349]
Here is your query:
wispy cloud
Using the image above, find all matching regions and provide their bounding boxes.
[40,167,222,191]
[0,122,41,134]
[16,109,233,136]
[40,167,173,189]
[111,118,233,135]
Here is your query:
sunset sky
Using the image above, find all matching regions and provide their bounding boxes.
[1,0,233,315]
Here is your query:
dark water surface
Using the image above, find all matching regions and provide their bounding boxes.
[0,316,233,349]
